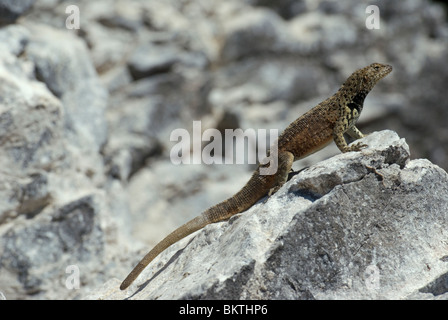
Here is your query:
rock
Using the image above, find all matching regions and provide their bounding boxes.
[288,12,358,54]
[103,69,211,181]
[0,25,66,226]
[0,15,127,300]
[0,196,105,299]
[219,8,289,62]
[0,0,36,25]
[96,2,143,32]
[89,131,448,300]
[248,0,307,20]
[25,24,108,154]
[211,59,320,105]
[128,43,181,80]
[0,28,65,171]
[0,24,29,55]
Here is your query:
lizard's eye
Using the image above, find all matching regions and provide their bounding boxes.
[374,66,380,70]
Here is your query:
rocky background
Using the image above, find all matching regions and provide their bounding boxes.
[0,0,447,299]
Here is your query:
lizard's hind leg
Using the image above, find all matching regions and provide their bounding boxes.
[266,151,294,197]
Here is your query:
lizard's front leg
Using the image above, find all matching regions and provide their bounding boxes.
[346,125,365,139]
[333,127,367,153]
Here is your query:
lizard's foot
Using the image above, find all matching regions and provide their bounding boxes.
[345,142,368,152]
[267,186,281,198]
[262,185,281,204]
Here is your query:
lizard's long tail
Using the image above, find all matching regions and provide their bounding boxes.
[119,214,209,290]
[120,170,270,290]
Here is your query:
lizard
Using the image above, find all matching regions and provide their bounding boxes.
[120,62,392,290]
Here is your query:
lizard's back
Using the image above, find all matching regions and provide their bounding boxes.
[277,98,339,160]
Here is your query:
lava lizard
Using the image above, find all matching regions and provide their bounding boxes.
[120,62,392,290]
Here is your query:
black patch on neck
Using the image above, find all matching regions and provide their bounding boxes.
[347,90,368,113]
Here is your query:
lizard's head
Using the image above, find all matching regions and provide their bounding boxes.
[359,63,393,91]
[341,63,392,94]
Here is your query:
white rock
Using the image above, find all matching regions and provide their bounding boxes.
[93,131,448,300]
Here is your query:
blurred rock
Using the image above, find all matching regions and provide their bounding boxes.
[0,0,35,25]
[0,9,126,300]
[128,43,181,80]
[288,12,358,53]
[249,0,307,20]
[220,8,289,62]
[25,24,108,154]
[211,60,320,105]
[0,24,29,54]
[1,196,101,298]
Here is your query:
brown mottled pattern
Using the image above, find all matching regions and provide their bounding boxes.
[120,63,392,290]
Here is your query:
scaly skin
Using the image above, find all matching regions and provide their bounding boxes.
[120,63,392,290]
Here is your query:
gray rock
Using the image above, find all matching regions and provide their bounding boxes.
[128,43,181,80]
[0,39,65,170]
[219,8,289,62]
[211,59,320,105]
[288,12,358,54]
[103,69,211,180]
[0,0,35,25]
[0,16,128,300]
[89,131,448,300]
[0,196,105,299]
[25,24,108,152]
[248,0,307,20]
[0,172,51,224]
[0,24,29,55]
